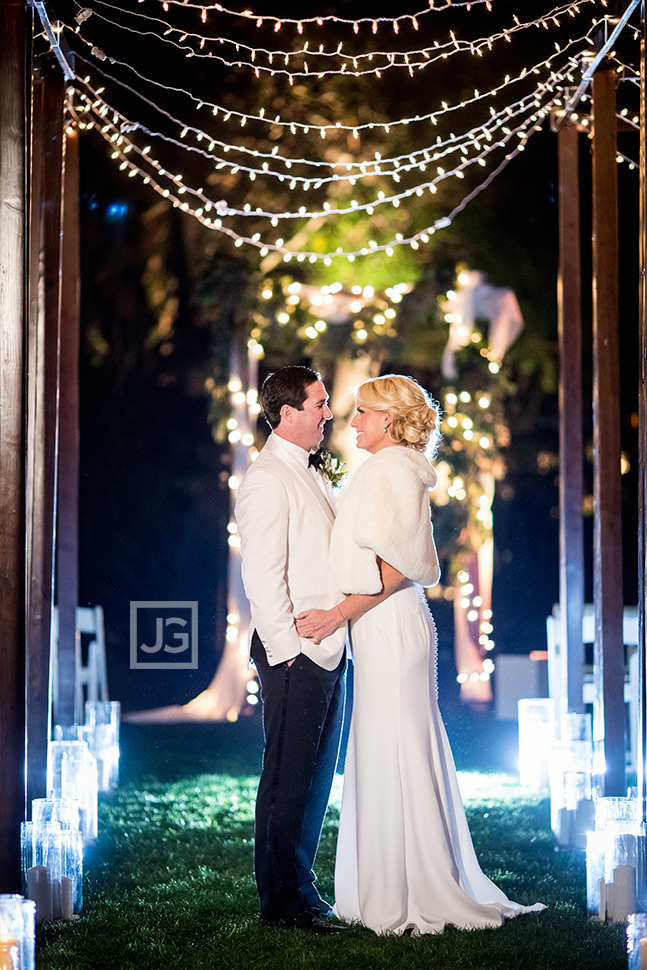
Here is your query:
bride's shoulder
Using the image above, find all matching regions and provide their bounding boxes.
[366,446,437,488]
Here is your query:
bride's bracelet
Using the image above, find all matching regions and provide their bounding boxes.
[337,604,347,623]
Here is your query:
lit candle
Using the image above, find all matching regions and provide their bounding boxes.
[27,865,52,922]
[0,938,20,970]
[640,937,647,970]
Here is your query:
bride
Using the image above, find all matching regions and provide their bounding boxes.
[296,374,545,935]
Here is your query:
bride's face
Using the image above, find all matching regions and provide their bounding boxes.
[350,403,393,453]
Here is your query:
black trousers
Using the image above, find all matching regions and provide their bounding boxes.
[251,631,346,922]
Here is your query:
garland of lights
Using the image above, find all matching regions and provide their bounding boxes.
[69,87,563,261]
[74,33,595,181]
[136,0,496,28]
[75,75,564,195]
[74,33,592,137]
[65,0,594,79]
[45,0,633,266]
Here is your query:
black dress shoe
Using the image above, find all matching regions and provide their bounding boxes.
[291,914,347,935]
[261,913,347,934]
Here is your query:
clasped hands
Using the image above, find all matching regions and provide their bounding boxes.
[295,605,347,645]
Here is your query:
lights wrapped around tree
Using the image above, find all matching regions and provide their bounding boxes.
[432,268,523,701]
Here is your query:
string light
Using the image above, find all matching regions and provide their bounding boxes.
[41,0,633,267]
[135,0,493,29]
[70,90,562,261]
[74,76,562,204]
[73,29,594,139]
[74,32,594,184]
[62,1,596,80]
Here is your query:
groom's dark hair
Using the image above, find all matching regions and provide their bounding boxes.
[260,366,321,429]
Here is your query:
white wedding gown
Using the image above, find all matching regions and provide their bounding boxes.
[334,582,545,934]
[329,447,545,934]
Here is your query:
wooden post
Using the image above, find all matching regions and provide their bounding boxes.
[557,121,585,716]
[638,1,647,816]
[26,66,65,807]
[591,66,626,796]
[57,124,81,726]
[0,0,29,890]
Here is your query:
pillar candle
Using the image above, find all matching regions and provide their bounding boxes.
[640,937,647,970]
[60,878,74,921]
[609,865,637,922]
[555,807,573,846]
[0,938,20,970]
[598,878,606,921]
[26,866,52,923]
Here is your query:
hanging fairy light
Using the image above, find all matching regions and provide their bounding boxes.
[73,33,592,141]
[67,87,562,262]
[37,0,630,267]
[63,0,598,79]
[73,62,583,189]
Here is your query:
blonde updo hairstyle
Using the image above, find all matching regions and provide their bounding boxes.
[356,375,441,455]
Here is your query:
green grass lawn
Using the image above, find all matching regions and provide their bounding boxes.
[36,719,627,969]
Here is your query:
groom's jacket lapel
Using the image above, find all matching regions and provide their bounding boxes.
[264,435,335,527]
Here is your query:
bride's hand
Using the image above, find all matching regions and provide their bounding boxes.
[295,608,344,644]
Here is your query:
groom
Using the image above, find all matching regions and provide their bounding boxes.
[235,366,348,933]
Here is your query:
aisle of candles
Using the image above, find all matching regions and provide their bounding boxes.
[20,701,120,925]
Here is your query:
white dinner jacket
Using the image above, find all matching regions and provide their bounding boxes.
[235,433,347,670]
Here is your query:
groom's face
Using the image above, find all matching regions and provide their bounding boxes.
[284,380,332,451]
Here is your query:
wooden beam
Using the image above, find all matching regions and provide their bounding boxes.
[557,122,585,715]
[0,0,29,891]
[26,65,64,807]
[591,66,626,796]
[57,124,81,725]
[637,2,647,817]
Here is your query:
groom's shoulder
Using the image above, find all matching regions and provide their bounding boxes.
[239,443,285,487]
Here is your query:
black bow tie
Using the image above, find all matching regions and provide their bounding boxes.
[308,448,324,471]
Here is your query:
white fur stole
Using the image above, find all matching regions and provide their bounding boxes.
[330,447,441,595]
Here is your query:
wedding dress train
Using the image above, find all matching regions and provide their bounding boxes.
[334,582,545,935]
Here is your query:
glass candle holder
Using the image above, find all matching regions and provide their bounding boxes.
[627,913,647,969]
[517,698,557,790]
[586,830,607,920]
[47,740,98,843]
[550,738,593,849]
[42,823,83,920]
[30,797,82,903]
[20,823,32,899]
[0,895,36,970]
[84,701,120,792]
[561,712,592,743]
[586,799,647,923]
[596,797,641,834]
